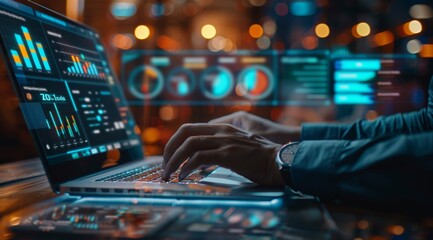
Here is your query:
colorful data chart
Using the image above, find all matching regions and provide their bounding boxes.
[128,65,164,100]
[237,65,274,100]
[10,26,51,72]
[200,66,234,100]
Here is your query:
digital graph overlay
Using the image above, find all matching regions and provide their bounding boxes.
[237,65,274,100]
[44,24,107,80]
[167,67,196,97]
[128,65,164,100]
[0,8,53,75]
[278,51,331,106]
[333,56,422,105]
[121,51,278,105]
[200,66,234,100]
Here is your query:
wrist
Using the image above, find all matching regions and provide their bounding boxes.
[275,142,300,188]
[260,144,285,186]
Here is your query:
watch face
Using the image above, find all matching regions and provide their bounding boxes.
[279,143,299,165]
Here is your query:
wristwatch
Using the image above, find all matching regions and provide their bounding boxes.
[276,142,300,188]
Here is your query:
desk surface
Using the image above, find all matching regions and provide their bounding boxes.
[1,159,433,239]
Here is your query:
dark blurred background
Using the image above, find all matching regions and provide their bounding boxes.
[1,0,433,162]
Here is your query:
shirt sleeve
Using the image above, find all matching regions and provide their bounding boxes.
[291,77,433,208]
[291,132,433,207]
[301,77,433,141]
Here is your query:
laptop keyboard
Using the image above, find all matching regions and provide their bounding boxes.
[95,164,215,183]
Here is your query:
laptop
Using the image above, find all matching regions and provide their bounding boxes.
[0,0,284,200]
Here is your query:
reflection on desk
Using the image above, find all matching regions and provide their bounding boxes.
[1,159,433,239]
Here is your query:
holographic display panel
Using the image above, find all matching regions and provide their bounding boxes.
[332,55,427,105]
[278,50,331,106]
[121,51,278,106]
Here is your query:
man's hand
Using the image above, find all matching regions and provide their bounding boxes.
[162,123,285,186]
[210,111,301,144]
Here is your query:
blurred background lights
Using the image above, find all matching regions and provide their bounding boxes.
[257,36,271,49]
[249,0,267,7]
[408,20,422,34]
[402,20,423,36]
[407,39,421,54]
[302,36,318,50]
[409,4,433,19]
[274,2,288,16]
[201,24,217,39]
[134,25,150,40]
[315,23,330,38]
[357,219,370,229]
[111,34,134,50]
[249,24,264,39]
[420,44,433,58]
[142,127,160,143]
[263,19,277,36]
[373,31,394,46]
[290,0,316,16]
[389,225,405,236]
[159,105,177,121]
[208,36,226,52]
[150,3,165,17]
[223,39,235,52]
[156,35,180,52]
[353,22,371,38]
[163,3,174,16]
[110,1,137,20]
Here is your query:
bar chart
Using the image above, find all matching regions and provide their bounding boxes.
[43,23,108,81]
[9,26,51,73]
[45,103,81,140]
[65,54,105,78]
[42,101,88,153]
[53,40,107,80]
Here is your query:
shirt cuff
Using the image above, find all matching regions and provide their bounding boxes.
[290,140,347,199]
[301,123,351,141]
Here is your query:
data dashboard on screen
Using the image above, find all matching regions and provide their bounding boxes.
[0,0,140,165]
[122,50,432,108]
[121,50,333,106]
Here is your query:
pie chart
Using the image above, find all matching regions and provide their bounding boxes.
[237,65,274,100]
[128,65,164,100]
[167,67,195,97]
[200,66,234,100]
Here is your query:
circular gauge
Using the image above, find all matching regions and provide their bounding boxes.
[167,67,196,97]
[128,65,164,100]
[200,66,234,100]
[237,65,274,100]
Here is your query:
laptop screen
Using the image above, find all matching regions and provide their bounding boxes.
[0,0,144,190]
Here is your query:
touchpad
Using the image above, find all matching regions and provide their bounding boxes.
[200,167,254,186]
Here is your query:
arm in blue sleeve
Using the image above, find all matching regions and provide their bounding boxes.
[301,78,433,141]
[291,131,433,207]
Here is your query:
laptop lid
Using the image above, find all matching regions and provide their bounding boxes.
[0,0,144,191]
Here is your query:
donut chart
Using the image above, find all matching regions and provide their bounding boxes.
[128,65,164,100]
[237,65,274,100]
[167,67,196,97]
[200,66,234,100]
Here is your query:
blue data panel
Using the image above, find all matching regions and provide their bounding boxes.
[332,55,428,105]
